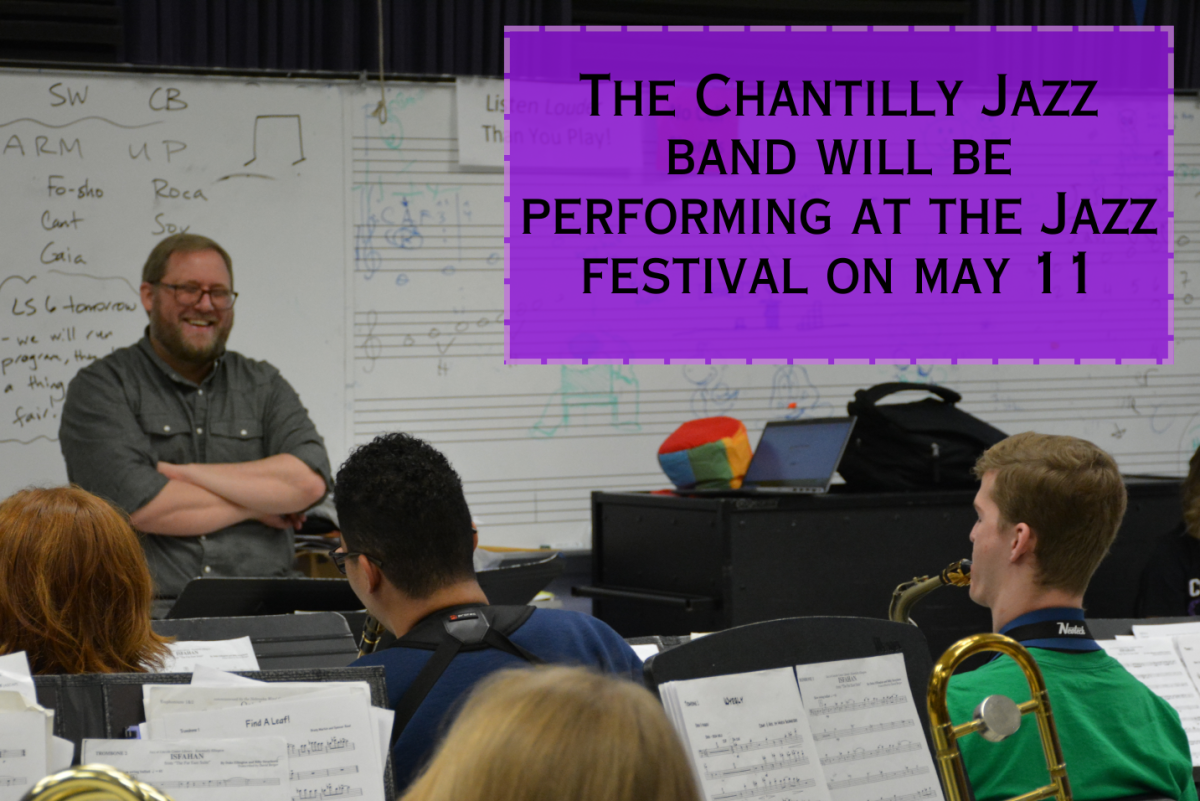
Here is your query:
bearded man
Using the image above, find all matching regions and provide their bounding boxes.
[60,234,330,611]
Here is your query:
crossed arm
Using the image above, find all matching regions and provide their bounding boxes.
[130,455,327,537]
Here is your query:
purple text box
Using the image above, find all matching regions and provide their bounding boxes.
[505,29,1171,362]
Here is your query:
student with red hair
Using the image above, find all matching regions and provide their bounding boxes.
[0,486,171,674]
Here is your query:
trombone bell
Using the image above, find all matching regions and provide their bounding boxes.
[927,633,1072,801]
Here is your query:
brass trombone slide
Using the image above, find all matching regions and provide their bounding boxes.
[927,633,1072,801]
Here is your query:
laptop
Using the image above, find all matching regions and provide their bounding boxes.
[689,416,857,495]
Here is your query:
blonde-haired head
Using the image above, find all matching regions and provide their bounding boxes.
[402,665,701,801]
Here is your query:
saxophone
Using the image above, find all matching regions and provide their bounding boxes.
[357,614,385,658]
[888,559,972,624]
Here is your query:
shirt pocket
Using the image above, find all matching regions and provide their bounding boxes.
[139,413,193,465]
[210,419,266,462]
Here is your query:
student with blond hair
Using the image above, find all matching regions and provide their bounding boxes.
[401,665,701,801]
[947,432,1195,801]
[0,486,171,674]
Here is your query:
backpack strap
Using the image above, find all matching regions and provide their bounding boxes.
[388,606,543,752]
[852,382,961,408]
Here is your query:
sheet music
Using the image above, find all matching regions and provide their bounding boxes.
[660,668,832,801]
[794,654,942,801]
[1099,638,1200,764]
[0,710,49,801]
[154,693,384,801]
[0,654,35,706]
[1132,621,1200,640]
[82,737,289,801]
[144,682,371,735]
[155,638,261,674]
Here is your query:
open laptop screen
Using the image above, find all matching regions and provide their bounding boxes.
[743,417,856,490]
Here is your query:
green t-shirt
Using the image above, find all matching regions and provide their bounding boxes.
[947,648,1197,801]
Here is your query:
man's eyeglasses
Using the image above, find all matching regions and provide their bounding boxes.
[327,543,382,575]
[155,281,238,310]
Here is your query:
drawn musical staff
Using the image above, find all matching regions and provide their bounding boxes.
[0,750,25,758]
[711,776,816,800]
[809,695,906,716]
[706,753,811,779]
[290,766,360,781]
[820,741,922,766]
[827,766,930,790]
[812,719,915,741]
[287,738,355,758]
[0,777,27,787]
[700,733,804,757]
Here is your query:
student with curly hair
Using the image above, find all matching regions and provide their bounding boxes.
[0,486,171,674]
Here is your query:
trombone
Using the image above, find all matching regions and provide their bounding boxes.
[22,765,174,801]
[890,561,1072,801]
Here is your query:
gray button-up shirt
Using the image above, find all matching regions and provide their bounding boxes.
[59,334,332,599]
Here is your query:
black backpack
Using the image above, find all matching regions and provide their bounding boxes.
[837,383,1007,491]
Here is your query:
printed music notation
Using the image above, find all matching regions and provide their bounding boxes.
[819,741,921,766]
[812,720,914,742]
[827,766,930,790]
[291,766,360,781]
[711,777,817,801]
[809,696,906,716]
[864,787,938,801]
[158,778,282,789]
[287,738,355,758]
[700,733,804,757]
[0,750,25,758]
[294,785,363,800]
[0,777,27,787]
[707,754,811,780]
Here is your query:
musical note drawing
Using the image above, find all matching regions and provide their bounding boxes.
[158,778,282,788]
[700,733,804,757]
[809,695,906,716]
[290,766,359,781]
[293,784,363,800]
[706,753,811,779]
[820,741,921,766]
[0,777,27,787]
[812,719,915,741]
[826,766,930,790]
[287,738,355,758]
[711,777,816,801]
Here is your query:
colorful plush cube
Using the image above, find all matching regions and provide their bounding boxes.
[657,416,753,490]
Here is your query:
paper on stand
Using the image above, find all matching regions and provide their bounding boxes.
[1100,637,1200,764]
[795,654,941,801]
[1132,621,1200,640]
[156,638,260,673]
[661,668,832,801]
[144,683,373,738]
[155,692,385,801]
[0,707,50,801]
[0,653,36,706]
[83,737,289,801]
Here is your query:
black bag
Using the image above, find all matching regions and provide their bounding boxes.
[838,383,1006,491]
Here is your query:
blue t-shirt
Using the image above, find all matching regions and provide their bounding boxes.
[352,607,642,791]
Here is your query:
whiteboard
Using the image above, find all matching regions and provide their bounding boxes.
[0,67,347,494]
[2,67,1197,551]
[346,85,1199,549]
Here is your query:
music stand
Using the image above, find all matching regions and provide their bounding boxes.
[165,577,359,618]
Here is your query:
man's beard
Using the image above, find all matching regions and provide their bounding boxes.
[148,305,232,365]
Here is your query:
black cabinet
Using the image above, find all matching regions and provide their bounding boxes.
[584,479,1181,659]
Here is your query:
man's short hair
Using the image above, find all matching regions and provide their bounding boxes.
[974,431,1126,596]
[334,432,475,598]
[142,234,233,285]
